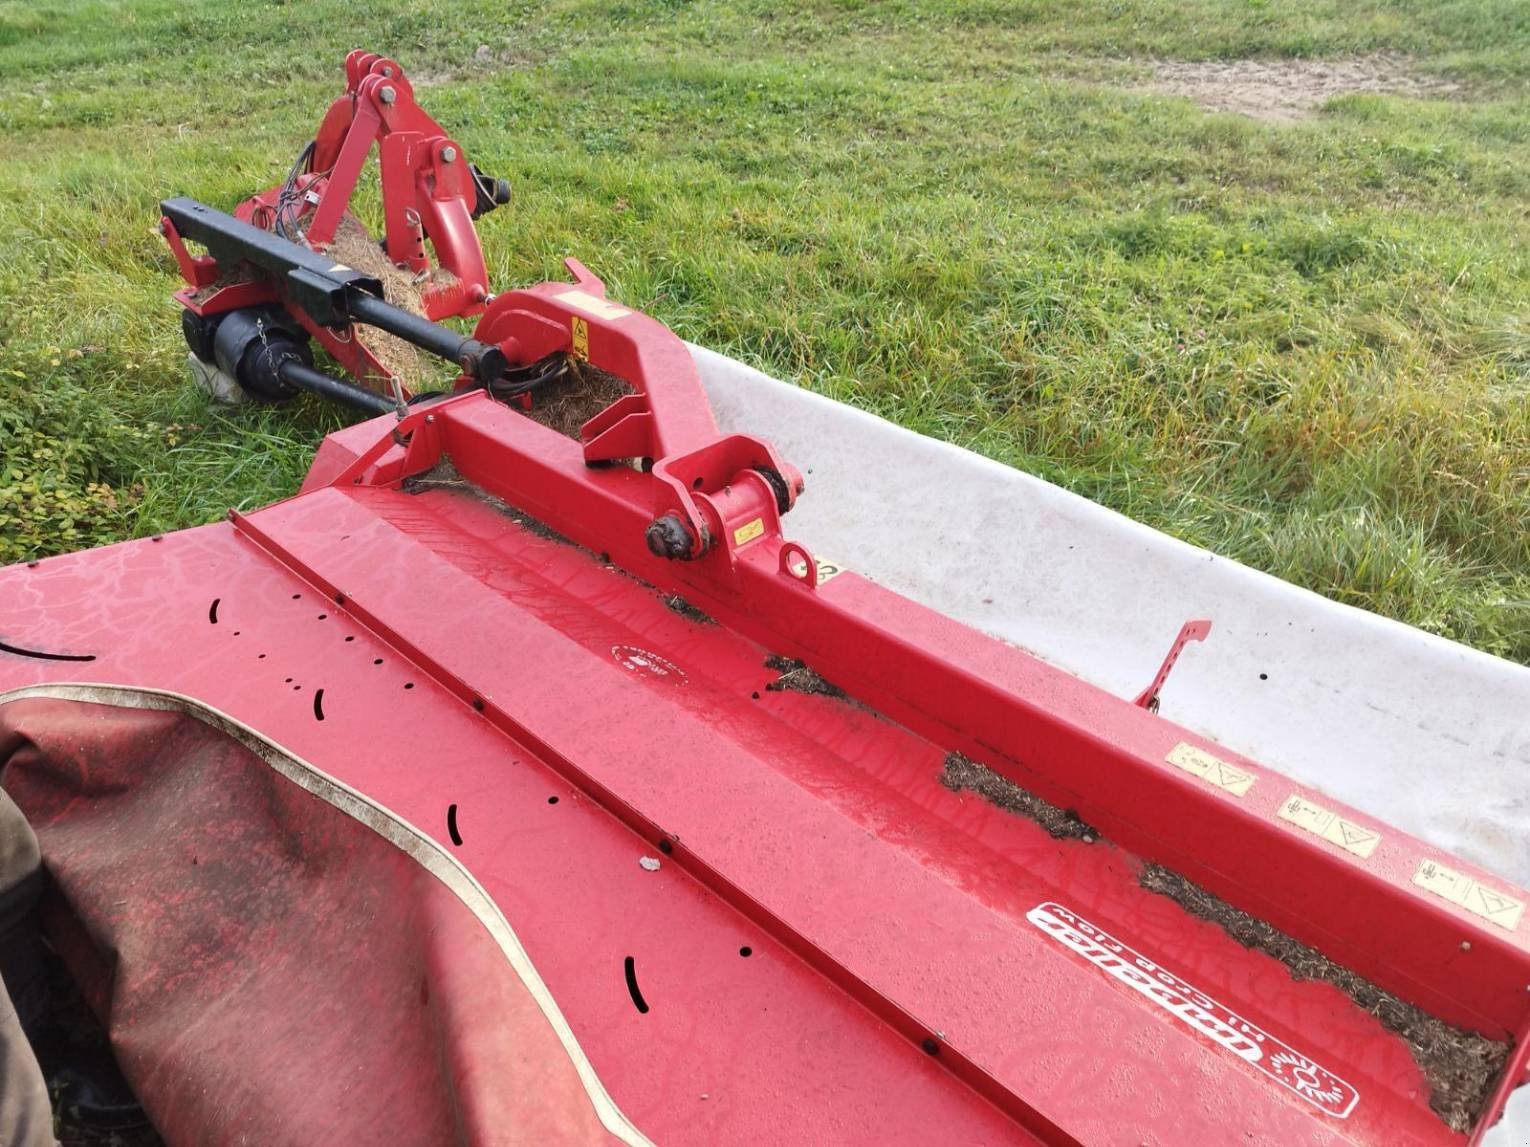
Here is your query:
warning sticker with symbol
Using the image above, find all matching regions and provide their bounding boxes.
[1276,794,1382,860]
[1165,741,1256,797]
[1412,860,1524,931]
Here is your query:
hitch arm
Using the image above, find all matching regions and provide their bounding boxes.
[160,198,507,385]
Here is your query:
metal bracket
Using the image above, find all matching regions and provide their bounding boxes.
[1133,619,1212,712]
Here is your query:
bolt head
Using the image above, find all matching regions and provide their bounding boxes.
[645,515,692,560]
[379,86,396,105]
[441,146,458,163]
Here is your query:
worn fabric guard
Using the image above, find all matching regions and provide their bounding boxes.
[0,692,640,1146]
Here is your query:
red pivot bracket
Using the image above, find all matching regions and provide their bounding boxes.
[160,217,219,288]
[1133,619,1212,712]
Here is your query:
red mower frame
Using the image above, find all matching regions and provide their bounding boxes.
[118,48,1530,1144]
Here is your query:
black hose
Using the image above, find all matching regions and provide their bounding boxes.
[487,354,571,400]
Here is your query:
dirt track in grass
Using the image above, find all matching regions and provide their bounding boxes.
[1138,54,1460,123]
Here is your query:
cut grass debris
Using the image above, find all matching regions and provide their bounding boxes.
[940,752,1097,841]
[1141,863,1510,1133]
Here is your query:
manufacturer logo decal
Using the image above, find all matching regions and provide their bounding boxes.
[611,644,687,684]
[1026,902,1358,1119]
[733,517,765,546]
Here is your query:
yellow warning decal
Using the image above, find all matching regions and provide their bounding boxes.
[1412,859,1524,932]
[815,558,847,584]
[1277,794,1382,859]
[571,316,589,360]
[1165,742,1255,797]
[733,518,765,546]
[557,289,631,321]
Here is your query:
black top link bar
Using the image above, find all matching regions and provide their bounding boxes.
[160,197,507,384]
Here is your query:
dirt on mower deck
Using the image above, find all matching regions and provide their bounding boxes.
[186,265,256,306]
[404,462,727,636]
[662,593,715,624]
[402,458,579,548]
[764,654,846,698]
[1138,54,1459,123]
[1140,864,1509,1132]
[940,752,1096,841]
[938,747,1505,1131]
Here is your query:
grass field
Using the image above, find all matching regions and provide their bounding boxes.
[0,0,1526,662]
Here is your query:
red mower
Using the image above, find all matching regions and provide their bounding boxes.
[0,50,1526,1146]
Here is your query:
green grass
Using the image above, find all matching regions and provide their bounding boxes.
[0,0,1526,661]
